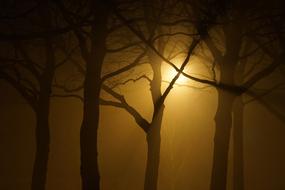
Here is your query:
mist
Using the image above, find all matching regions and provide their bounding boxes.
[1,0,285,190]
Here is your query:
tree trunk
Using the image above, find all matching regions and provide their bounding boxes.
[210,90,234,190]
[80,2,109,189]
[31,67,54,190]
[31,38,54,190]
[80,51,104,190]
[144,106,164,190]
[80,77,101,190]
[233,96,244,190]
[31,100,50,190]
[210,18,242,190]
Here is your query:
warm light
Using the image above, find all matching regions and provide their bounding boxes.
[162,56,211,88]
[163,67,189,85]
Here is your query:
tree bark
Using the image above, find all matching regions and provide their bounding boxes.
[210,90,234,190]
[31,35,55,190]
[80,76,101,190]
[210,18,242,190]
[144,39,164,190]
[80,45,103,190]
[80,2,110,189]
[31,99,51,190]
[144,106,164,190]
[31,59,54,190]
[233,96,244,190]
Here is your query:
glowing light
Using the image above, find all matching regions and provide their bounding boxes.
[163,67,189,85]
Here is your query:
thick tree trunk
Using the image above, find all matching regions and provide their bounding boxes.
[80,51,103,190]
[31,101,50,190]
[210,18,242,190]
[210,90,234,190]
[80,2,109,189]
[233,96,244,190]
[144,107,164,190]
[144,43,164,190]
[80,79,101,190]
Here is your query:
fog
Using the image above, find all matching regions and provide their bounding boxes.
[1,1,285,190]
[1,76,285,190]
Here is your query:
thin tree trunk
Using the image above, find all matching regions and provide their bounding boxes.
[31,37,55,190]
[233,96,244,190]
[31,102,50,190]
[31,68,54,190]
[211,90,234,190]
[144,106,164,190]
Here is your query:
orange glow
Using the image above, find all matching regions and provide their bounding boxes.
[162,61,190,85]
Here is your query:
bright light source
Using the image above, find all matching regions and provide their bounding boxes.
[164,67,189,84]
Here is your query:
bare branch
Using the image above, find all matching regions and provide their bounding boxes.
[51,94,83,102]
[153,38,200,117]
[244,83,285,104]
[101,50,147,82]
[106,41,142,53]
[109,74,151,88]
[242,52,284,90]
[102,84,150,132]
[0,71,37,109]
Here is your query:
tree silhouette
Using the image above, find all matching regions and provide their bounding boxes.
[123,1,285,189]
[180,1,285,190]
[1,1,284,190]
[0,1,75,189]
[52,1,149,189]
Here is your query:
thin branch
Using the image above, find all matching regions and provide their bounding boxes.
[244,83,285,104]
[246,89,285,123]
[203,32,224,63]
[16,43,41,80]
[102,84,150,132]
[114,9,242,95]
[0,71,37,109]
[153,39,199,117]
[109,74,151,89]
[151,32,199,43]
[56,45,79,68]
[101,50,147,82]
[242,52,284,90]
[51,94,83,102]
[106,41,142,53]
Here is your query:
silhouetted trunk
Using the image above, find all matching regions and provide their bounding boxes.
[233,96,244,190]
[31,97,50,190]
[145,106,164,190]
[80,48,103,190]
[211,90,234,190]
[80,2,110,189]
[144,42,164,190]
[31,48,54,190]
[210,18,242,190]
[80,74,101,190]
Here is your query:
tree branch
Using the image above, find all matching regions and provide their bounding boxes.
[102,84,150,132]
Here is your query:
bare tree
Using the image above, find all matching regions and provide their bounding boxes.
[0,1,75,189]
[179,1,285,190]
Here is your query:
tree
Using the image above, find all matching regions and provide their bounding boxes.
[56,2,201,190]
[180,0,285,189]
[0,1,75,189]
